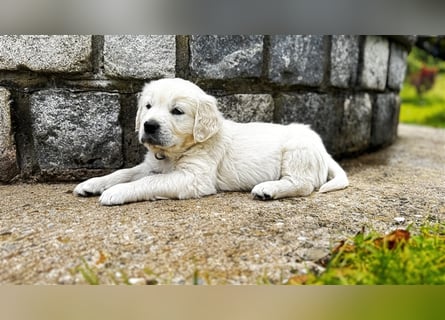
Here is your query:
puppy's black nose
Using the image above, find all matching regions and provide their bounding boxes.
[144,120,160,134]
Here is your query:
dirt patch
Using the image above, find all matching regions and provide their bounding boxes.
[0,124,444,284]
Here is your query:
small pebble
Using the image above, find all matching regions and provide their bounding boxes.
[394,217,405,223]
[58,275,74,284]
[128,277,146,285]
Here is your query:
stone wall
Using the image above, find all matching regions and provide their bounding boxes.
[0,35,412,183]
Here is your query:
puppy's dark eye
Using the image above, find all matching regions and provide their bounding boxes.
[171,107,184,115]
[146,103,152,110]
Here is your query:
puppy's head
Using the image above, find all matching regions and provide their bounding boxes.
[135,78,223,154]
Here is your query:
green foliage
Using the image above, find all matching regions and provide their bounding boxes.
[406,47,424,74]
[407,46,445,74]
[400,43,445,127]
[75,225,445,286]
[400,74,445,128]
[76,257,100,285]
[288,224,445,285]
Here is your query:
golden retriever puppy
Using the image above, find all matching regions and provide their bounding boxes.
[74,78,348,205]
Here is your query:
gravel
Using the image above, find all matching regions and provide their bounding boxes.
[0,124,444,284]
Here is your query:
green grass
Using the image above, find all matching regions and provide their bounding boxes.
[400,73,445,128]
[74,224,445,285]
[287,224,445,285]
[76,257,100,285]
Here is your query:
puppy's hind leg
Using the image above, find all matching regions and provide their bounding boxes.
[251,176,314,200]
[251,147,327,200]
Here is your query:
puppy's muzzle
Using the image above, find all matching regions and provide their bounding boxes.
[141,120,163,145]
[144,120,160,134]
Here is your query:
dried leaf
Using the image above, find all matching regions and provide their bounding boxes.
[56,236,70,243]
[374,229,410,250]
[332,240,356,254]
[316,254,331,267]
[96,251,107,265]
[286,274,308,285]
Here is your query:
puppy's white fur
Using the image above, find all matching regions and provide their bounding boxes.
[74,78,348,205]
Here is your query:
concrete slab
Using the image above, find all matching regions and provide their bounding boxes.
[0,124,444,284]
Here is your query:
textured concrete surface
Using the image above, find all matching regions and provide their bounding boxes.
[1,124,443,285]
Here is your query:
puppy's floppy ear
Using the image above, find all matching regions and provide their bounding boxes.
[193,94,223,143]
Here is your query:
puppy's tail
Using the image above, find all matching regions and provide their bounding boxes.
[319,156,349,193]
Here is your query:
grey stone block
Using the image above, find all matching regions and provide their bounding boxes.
[330,35,360,88]
[269,35,326,86]
[274,93,343,155]
[190,35,263,79]
[30,90,123,170]
[0,35,92,73]
[372,93,400,147]
[104,35,176,79]
[120,94,146,167]
[340,93,372,153]
[216,94,274,123]
[387,42,408,91]
[0,87,19,182]
[387,36,417,49]
[360,36,390,91]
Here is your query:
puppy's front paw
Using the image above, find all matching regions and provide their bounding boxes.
[251,183,275,201]
[73,177,107,197]
[99,184,133,206]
